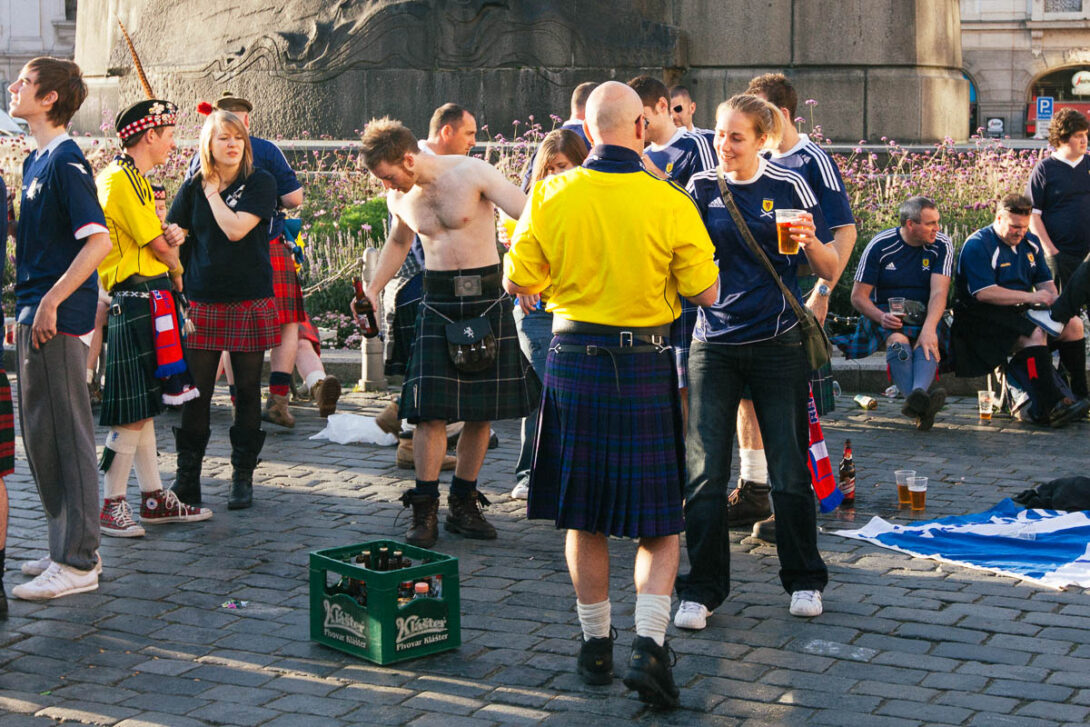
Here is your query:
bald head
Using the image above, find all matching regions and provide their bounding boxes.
[585,81,644,152]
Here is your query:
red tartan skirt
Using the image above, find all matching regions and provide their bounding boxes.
[186,298,280,352]
[0,369,14,477]
[270,237,306,324]
[298,315,321,356]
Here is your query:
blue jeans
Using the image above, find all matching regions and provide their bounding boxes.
[513,306,552,486]
[677,329,828,608]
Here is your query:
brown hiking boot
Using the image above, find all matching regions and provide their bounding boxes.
[375,401,401,434]
[262,393,295,428]
[752,514,776,543]
[445,490,497,539]
[727,479,772,527]
[310,376,341,417]
[396,437,456,471]
[399,491,439,548]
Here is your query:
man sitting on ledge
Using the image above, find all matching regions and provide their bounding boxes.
[951,194,1088,427]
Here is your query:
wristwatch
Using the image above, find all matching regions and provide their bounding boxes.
[816,283,831,297]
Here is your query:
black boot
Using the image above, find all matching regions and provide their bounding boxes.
[623,636,679,709]
[399,490,440,548]
[445,490,497,539]
[170,427,210,506]
[726,479,772,527]
[228,426,266,510]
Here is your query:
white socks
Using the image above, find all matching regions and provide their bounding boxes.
[103,427,141,500]
[303,371,324,391]
[133,421,163,493]
[576,599,611,641]
[740,448,768,484]
[634,593,672,646]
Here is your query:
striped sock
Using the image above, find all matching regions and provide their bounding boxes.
[269,372,291,397]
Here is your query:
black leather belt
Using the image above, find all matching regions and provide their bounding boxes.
[423,271,503,297]
[552,318,670,347]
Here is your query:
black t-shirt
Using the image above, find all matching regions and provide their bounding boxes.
[169,169,277,303]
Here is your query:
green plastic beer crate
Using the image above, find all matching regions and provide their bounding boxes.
[309,539,460,665]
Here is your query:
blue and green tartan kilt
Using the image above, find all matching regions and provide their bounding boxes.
[100,281,174,427]
[670,299,698,389]
[399,280,541,424]
[527,333,686,539]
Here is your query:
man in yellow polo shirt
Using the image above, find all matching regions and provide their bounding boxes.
[503,81,719,709]
[96,98,211,539]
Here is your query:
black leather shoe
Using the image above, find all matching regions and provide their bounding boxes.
[577,631,615,686]
[902,388,930,418]
[623,636,679,709]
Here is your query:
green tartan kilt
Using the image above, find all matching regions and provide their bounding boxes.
[100,291,169,427]
[399,290,542,424]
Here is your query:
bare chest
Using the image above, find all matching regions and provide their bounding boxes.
[396,181,488,238]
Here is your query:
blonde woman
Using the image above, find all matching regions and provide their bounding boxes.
[166,110,279,511]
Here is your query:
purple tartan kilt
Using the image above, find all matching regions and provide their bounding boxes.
[269,238,306,324]
[670,299,698,389]
[186,298,280,352]
[527,333,686,538]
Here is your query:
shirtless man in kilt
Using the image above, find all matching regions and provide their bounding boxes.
[359,118,539,548]
[95,99,210,536]
[504,82,719,708]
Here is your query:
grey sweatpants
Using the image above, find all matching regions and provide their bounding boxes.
[16,324,100,571]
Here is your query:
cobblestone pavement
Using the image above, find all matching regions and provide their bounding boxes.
[2,382,1090,727]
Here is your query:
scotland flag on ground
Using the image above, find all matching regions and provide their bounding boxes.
[834,499,1090,589]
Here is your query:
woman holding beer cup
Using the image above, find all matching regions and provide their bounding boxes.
[673,94,839,626]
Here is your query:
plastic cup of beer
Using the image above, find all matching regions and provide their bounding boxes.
[908,476,928,511]
[977,390,993,421]
[895,469,915,506]
[888,297,907,318]
[775,209,805,255]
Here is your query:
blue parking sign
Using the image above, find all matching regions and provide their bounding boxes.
[1037,96,1054,121]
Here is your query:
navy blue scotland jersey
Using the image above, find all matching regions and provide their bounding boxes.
[764,134,854,230]
[955,225,1051,304]
[855,227,953,305]
[686,158,831,344]
[646,128,715,188]
[15,135,109,335]
[1026,152,1090,258]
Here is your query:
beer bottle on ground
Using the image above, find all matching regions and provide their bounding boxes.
[839,439,856,508]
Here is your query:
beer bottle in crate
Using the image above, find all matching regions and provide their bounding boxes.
[838,440,856,508]
[377,546,390,571]
[391,550,403,569]
[352,277,379,338]
[412,582,430,600]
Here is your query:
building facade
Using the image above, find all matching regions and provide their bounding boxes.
[0,0,76,91]
[962,0,1090,138]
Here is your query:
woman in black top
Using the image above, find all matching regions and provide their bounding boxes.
[167,110,278,510]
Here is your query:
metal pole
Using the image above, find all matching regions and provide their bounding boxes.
[359,246,387,392]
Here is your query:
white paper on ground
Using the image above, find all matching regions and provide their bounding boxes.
[309,413,398,446]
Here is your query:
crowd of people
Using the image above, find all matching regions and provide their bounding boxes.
[2,55,1090,710]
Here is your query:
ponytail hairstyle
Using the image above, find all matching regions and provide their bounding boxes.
[716,93,785,150]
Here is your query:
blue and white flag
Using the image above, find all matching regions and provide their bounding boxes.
[834,499,1090,589]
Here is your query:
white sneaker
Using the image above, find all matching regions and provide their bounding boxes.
[12,561,99,600]
[21,551,102,577]
[673,600,711,630]
[1027,308,1064,337]
[789,590,823,617]
[510,482,529,500]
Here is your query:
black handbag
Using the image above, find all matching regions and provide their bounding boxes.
[715,171,832,370]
